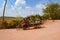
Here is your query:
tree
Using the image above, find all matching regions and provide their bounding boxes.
[43,3,60,20]
[42,13,50,20]
[2,0,7,28]
[34,14,42,20]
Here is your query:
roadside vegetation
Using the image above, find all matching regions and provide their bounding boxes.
[0,3,60,30]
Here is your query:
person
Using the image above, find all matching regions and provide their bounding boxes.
[21,18,27,29]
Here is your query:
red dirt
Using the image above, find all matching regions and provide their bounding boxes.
[0,20,60,40]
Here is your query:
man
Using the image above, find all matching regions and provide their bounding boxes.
[21,18,27,30]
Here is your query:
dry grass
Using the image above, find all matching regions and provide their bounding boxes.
[0,17,19,23]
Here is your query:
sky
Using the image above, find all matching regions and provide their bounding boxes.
[0,0,60,17]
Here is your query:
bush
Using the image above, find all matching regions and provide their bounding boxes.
[7,20,22,28]
[0,21,8,29]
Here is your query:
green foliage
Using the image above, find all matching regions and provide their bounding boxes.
[0,15,44,29]
[51,13,60,20]
[0,21,8,29]
[26,15,35,25]
[34,15,42,20]
[43,3,60,20]
[26,14,43,26]
[42,13,50,20]
[7,20,21,28]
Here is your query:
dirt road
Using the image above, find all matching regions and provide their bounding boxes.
[0,20,60,40]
